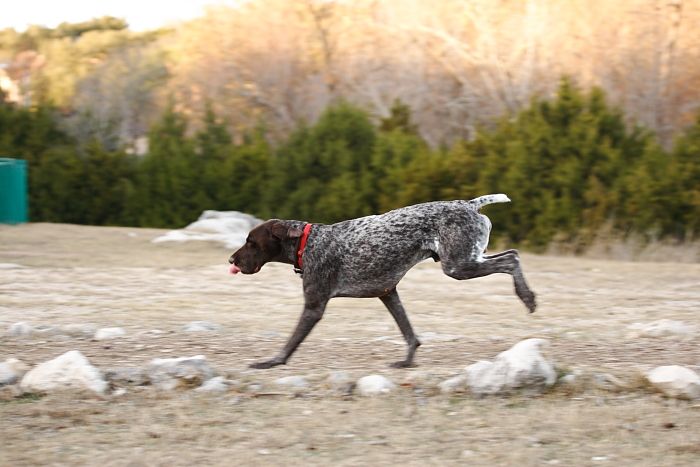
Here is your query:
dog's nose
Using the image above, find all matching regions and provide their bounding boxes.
[228,256,235,264]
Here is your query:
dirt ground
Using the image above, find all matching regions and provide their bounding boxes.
[1,222,699,466]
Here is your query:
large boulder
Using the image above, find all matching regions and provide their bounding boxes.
[146,355,216,390]
[152,211,262,249]
[646,365,700,400]
[465,338,556,396]
[20,351,108,394]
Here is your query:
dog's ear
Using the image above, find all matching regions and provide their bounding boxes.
[270,221,303,240]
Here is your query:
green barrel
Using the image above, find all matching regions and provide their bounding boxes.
[0,158,28,224]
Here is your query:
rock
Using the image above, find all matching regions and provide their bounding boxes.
[646,365,700,400]
[152,210,262,249]
[195,376,234,393]
[59,323,98,338]
[104,367,149,386]
[356,374,396,396]
[94,327,126,340]
[182,321,221,333]
[274,375,309,391]
[465,338,556,395]
[593,373,627,392]
[32,325,59,336]
[439,374,468,394]
[326,371,355,394]
[8,322,33,336]
[628,319,695,339]
[20,350,108,394]
[0,358,30,386]
[146,355,216,390]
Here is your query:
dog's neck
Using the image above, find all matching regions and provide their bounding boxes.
[277,220,309,266]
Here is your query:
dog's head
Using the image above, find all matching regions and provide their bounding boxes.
[228,220,303,274]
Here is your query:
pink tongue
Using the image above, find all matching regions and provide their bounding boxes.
[229,264,241,275]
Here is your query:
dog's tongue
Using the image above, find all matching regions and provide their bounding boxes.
[229,264,241,275]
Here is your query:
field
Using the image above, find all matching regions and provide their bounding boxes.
[1,223,700,466]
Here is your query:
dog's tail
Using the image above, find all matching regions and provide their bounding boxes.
[467,193,511,210]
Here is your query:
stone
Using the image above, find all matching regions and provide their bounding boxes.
[356,374,396,396]
[8,322,33,336]
[195,376,234,393]
[274,375,309,391]
[59,323,98,338]
[182,321,221,332]
[146,355,216,390]
[326,371,355,394]
[94,327,126,340]
[628,320,695,339]
[95,327,126,340]
[439,374,468,394]
[646,365,700,400]
[465,338,556,395]
[20,350,108,394]
[0,358,30,386]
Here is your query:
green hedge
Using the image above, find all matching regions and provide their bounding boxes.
[1,80,698,248]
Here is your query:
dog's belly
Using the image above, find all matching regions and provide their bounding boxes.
[330,249,433,298]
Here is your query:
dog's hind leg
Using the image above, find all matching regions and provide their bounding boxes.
[441,250,537,313]
[379,288,421,368]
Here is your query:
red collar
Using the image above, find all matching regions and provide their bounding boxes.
[295,223,313,271]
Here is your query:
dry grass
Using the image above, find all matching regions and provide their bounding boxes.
[1,222,700,466]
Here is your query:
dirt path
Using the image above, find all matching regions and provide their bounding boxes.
[1,223,699,466]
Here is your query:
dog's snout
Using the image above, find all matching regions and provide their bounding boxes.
[228,255,236,264]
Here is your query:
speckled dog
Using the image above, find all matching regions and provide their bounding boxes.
[229,194,537,369]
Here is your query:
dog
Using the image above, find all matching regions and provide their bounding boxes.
[229,194,536,369]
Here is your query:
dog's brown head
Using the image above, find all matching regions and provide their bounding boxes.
[228,220,303,274]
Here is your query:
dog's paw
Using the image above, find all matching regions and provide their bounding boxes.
[389,360,416,369]
[249,358,285,369]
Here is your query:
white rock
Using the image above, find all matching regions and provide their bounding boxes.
[147,355,216,390]
[94,327,126,340]
[0,358,30,386]
[32,325,58,336]
[326,371,355,394]
[628,320,695,339]
[195,376,233,393]
[439,374,469,394]
[274,375,309,390]
[182,321,221,332]
[356,374,396,396]
[152,211,262,249]
[646,365,700,400]
[20,350,108,394]
[465,338,556,395]
[8,322,33,336]
[60,323,98,337]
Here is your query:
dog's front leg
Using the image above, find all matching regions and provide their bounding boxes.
[249,296,328,369]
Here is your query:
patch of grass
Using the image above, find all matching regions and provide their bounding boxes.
[0,392,45,404]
